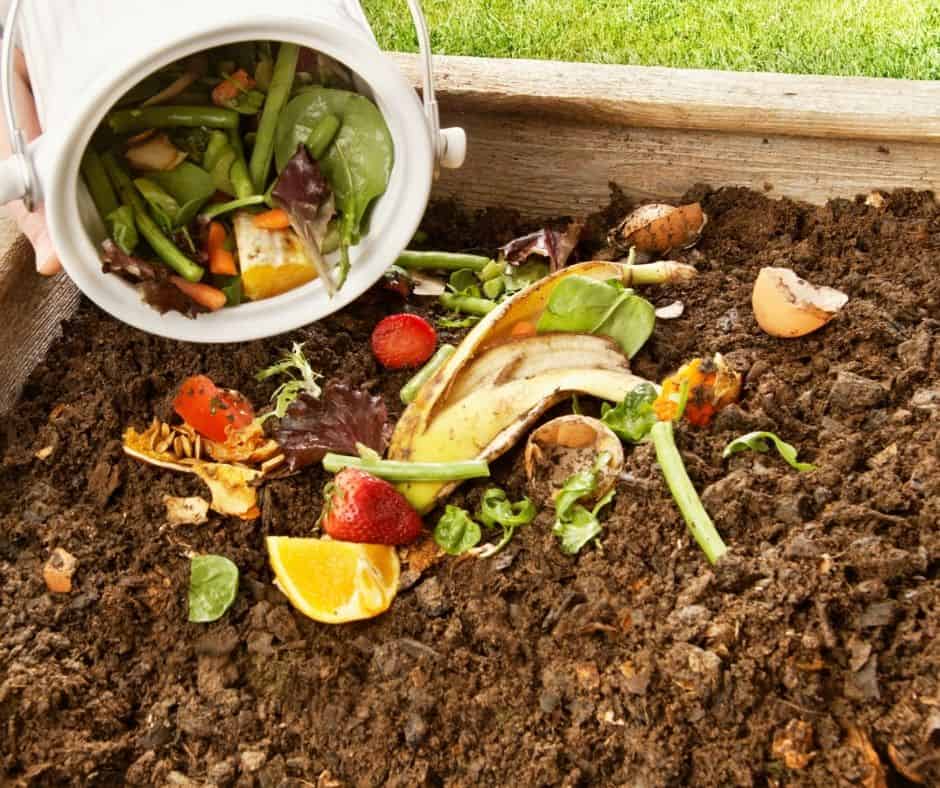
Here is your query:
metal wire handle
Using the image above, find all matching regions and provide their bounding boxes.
[1,0,36,210]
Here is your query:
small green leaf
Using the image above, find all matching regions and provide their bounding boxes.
[551,453,616,554]
[433,505,482,555]
[188,555,239,623]
[256,342,322,423]
[106,205,138,254]
[448,268,482,297]
[503,260,548,293]
[536,275,655,358]
[437,315,481,329]
[722,431,816,472]
[601,382,658,443]
[475,487,537,556]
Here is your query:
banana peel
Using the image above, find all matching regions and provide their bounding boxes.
[390,260,690,512]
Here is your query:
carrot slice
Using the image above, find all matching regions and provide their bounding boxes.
[212,68,256,106]
[207,221,238,276]
[171,276,227,312]
[252,208,291,230]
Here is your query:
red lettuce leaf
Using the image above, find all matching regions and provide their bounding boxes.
[500,221,583,272]
[101,240,204,318]
[272,382,389,472]
[272,144,335,274]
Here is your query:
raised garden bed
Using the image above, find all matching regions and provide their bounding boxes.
[1,56,938,786]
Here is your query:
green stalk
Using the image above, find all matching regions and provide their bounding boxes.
[80,149,119,220]
[650,420,727,564]
[620,261,697,287]
[400,344,455,404]
[322,454,490,482]
[101,152,205,282]
[396,250,492,272]
[439,292,497,316]
[107,106,238,134]
[200,195,267,221]
[249,42,299,191]
[227,129,255,200]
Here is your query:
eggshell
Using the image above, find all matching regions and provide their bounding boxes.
[752,267,848,338]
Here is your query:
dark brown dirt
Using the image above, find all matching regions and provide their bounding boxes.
[1,187,938,788]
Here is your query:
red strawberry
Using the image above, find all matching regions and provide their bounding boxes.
[371,313,437,369]
[322,467,423,545]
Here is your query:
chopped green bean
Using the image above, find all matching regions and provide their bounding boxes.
[249,43,299,191]
[200,195,267,221]
[397,250,492,272]
[305,113,341,159]
[227,129,254,199]
[107,106,239,135]
[80,149,119,220]
[400,344,456,404]
[439,292,497,316]
[322,453,490,482]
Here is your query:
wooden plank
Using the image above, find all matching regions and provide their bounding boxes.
[428,111,940,218]
[0,216,80,413]
[393,54,940,144]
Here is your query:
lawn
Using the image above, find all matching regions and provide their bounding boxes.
[361,0,940,79]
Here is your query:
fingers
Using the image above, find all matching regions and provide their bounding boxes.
[0,48,59,274]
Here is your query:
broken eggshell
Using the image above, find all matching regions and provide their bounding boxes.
[752,267,848,338]
[524,415,624,507]
[43,547,77,593]
[164,495,210,526]
[611,203,707,255]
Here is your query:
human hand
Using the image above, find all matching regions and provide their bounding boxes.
[0,48,60,274]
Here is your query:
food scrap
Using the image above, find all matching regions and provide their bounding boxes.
[43,548,77,594]
[610,202,707,255]
[752,266,848,338]
[653,354,742,426]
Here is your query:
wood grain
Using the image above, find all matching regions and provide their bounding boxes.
[428,111,940,218]
[394,54,940,144]
[0,217,80,414]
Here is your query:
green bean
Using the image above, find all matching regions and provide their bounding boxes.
[227,129,254,199]
[106,205,138,254]
[482,277,505,300]
[400,344,455,405]
[322,454,490,482]
[80,149,119,220]
[305,113,341,159]
[439,292,497,316]
[106,105,239,135]
[249,43,299,191]
[101,152,205,283]
[200,195,267,221]
[397,250,492,272]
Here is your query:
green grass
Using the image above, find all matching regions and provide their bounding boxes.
[361,0,940,79]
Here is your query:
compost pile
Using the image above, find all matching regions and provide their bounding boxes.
[1,186,938,787]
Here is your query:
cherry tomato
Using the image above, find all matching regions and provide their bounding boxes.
[173,375,254,442]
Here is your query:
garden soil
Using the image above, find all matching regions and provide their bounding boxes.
[1,187,938,787]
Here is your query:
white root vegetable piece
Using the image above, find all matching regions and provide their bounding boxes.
[524,416,624,507]
[612,203,707,254]
[164,495,210,526]
[125,133,187,171]
[43,548,77,593]
[752,267,848,338]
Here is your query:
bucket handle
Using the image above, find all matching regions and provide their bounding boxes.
[1,0,37,210]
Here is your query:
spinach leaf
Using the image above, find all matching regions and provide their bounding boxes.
[601,382,659,443]
[503,260,549,294]
[106,205,138,254]
[723,431,816,472]
[552,453,616,555]
[133,178,179,233]
[433,505,482,555]
[536,276,655,358]
[148,162,216,226]
[188,555,239,623]
[274,88,393,268]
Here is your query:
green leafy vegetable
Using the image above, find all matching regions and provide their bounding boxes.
[256,342,322,423]
[437,314,481,329]
[536,276,655,358]
[552,452,616,554]
[601,382,658,442]
[476,488,537,556]
[274,87,393,271]
[188,555,239,623]
[434,505,482,555]
[503,260,549,293]
[133,178,180,233]
[148,161,216,225]
[723,431,816,472]
[448,268,482,297]
[106,205,138,254]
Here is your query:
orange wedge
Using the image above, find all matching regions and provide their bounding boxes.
[265,537,399,623]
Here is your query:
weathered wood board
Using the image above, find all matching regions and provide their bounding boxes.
[393,54,940,217]
[2,54,939,411]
